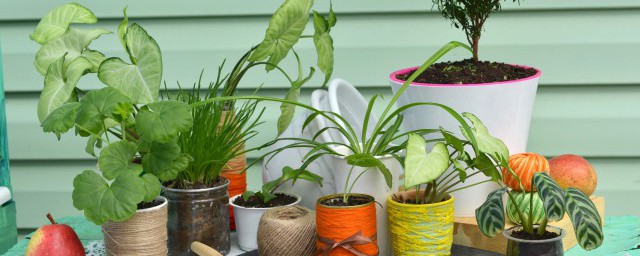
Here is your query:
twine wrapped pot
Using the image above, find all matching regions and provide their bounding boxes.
[388,191,454,256]
[103,196,168,256]
[257,206,316,256]
[315,194,378,256]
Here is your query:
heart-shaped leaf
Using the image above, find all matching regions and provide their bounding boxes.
[461,112,509,161]
[140,173,161,202]
[135,100,193,143]
[533,172,566,221]
[30,3,97,44]
[564,188,604,250]
[141,139,181,178]
[98,141,139,180]
[249,0,313,70]
[312,8,335,86]
[81,49,106,73]
[38,56,93,122]
[75,87,133,135]
[98,24,162,104]
[404,134,450,188]
[118,7,129,50]
[35,28,111,75]
[475,187,507,237]
[41,102,80,139]
[72,169,145,225]
[277,88,300,135]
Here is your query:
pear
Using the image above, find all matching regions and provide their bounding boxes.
[25,213,85,256]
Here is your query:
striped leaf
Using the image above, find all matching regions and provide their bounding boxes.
[565,188,604,250]
[475,187,507,237]
[506,192,545,225]
[533,172,565,221]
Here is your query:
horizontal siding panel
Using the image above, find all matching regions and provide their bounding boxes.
[6,84,640,160]
[3,10,640,92]
[11,157,639,228]
[2,0,640,21]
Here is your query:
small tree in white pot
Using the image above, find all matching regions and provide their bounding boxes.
[389,0,541,217]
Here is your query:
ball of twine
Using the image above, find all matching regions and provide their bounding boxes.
[102,200,168,256]
[258,206,316,256]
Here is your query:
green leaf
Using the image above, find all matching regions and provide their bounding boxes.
[72,169,145,225]
[295,169,323,185]
[475,187,507,237]
[564,188,604,250]
[461,112,509,160]
[35,28,111,75]
[81,49,106,73]
[277,88,300,135]
[156,153,192,182]
[141,139,181,178]
[97,141,139,180]
[75,87,133,135]
[404,134,449,188]
[441,128,464,152]
[140,173,161,202]
[260,191,277,203]
[345,153,393,189]
[30,3,97,44]
[85,134,103,157]
[312,10,334,86]
[242,191,255,201]
[533,172,566,222]
[41,102,80,139]
[118,7,129,50]
[37,55,93,122]
[328,3,337,27]
[472,153,502,181]
[98,24,162,104]
[248,0,314,70]
[135,100,193,143]
[262,179,282,195]
[451,159,467,182]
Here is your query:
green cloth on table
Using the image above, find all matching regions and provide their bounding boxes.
[0,201,18,255]
[4,215,640,255]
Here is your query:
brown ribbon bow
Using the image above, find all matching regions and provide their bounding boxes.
[315,230,379,256]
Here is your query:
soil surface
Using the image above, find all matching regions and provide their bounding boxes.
[511,228,559,240]
[320,195,374,207]
[137,198,164,210]
[395,59,537,84]
[163,176,227,190]
[233,193,297,208]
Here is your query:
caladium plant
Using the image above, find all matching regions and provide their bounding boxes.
[31,3,193,224]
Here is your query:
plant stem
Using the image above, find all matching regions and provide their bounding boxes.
[537,217,549,235]
[472,36,479,62]
[46,213,56,224]
[342,165,357,203]
[504,188,532,233]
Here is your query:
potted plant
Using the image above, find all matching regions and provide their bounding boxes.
[389,0,541,217]
[388,108,510,256]
[476,153,604,255]
[230,167,321,251]
[31,3,192,254]
[160,71,264,255]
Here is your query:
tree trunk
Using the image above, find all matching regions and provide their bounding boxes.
[472,36,480,62]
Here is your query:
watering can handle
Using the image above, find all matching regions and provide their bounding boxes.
[190,241,223,256]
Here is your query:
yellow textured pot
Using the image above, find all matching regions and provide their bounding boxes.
[388,191,454,256]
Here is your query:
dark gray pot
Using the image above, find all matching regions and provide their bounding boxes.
[504,225,566,256]
[163,178,230,256]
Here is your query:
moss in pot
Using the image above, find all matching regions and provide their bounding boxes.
[230,167,320,251]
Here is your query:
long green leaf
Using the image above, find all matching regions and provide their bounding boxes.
[475,187,507,237]
[533,172,566,221]
[565,188,604,250]
[312,9,335,86]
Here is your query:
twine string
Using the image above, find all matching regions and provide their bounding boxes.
[316,231,379,256]
[258,206,317,256]
[316,197,378,256]
[102,203,168,256]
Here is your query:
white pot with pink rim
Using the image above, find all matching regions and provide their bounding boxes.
[389,66,541,217]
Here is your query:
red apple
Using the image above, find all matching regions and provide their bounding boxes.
[549,154,597,196]
[25,213,85,256]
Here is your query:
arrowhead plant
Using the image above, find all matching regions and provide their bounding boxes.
[31,3,193,224]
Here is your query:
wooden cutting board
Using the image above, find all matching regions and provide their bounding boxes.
[452,196,605,254]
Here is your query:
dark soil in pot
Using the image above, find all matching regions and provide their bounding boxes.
[137,198,164,209]
[395,59,537,84]
[511,228,559,240]
[163,177,230,256]
[319,194,374,207]
[233,193,296,208]
[505,225,565,256]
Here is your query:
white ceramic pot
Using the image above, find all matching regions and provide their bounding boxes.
[330,145,402,256]
[389,66,541,217]
[229,193,301,251]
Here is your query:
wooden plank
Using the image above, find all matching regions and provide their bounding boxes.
[452,197,605,254]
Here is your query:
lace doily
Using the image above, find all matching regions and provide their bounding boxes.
[85,240,106,256]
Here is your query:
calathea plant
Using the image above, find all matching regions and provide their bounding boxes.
[476,166,604,250]
[31,3,193,224]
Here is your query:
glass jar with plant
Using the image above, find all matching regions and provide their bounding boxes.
[230,166,322,251]
[30,3,193,254]
[160,68,265,255]
[389,0,542,217]
[476,161,604,255]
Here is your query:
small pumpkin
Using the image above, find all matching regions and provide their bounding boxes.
[502,153,549,191]
[506,192,546,225]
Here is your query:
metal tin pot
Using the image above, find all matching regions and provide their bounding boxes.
[504,225,566,256]
[163,178,230,255]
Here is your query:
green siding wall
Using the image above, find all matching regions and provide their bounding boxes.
[1,1,639,228]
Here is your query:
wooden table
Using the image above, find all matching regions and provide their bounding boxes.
[4,216,639,256]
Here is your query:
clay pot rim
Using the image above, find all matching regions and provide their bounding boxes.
[503,225,567,243]
[316,193,376,209]
[161,177,230,193]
